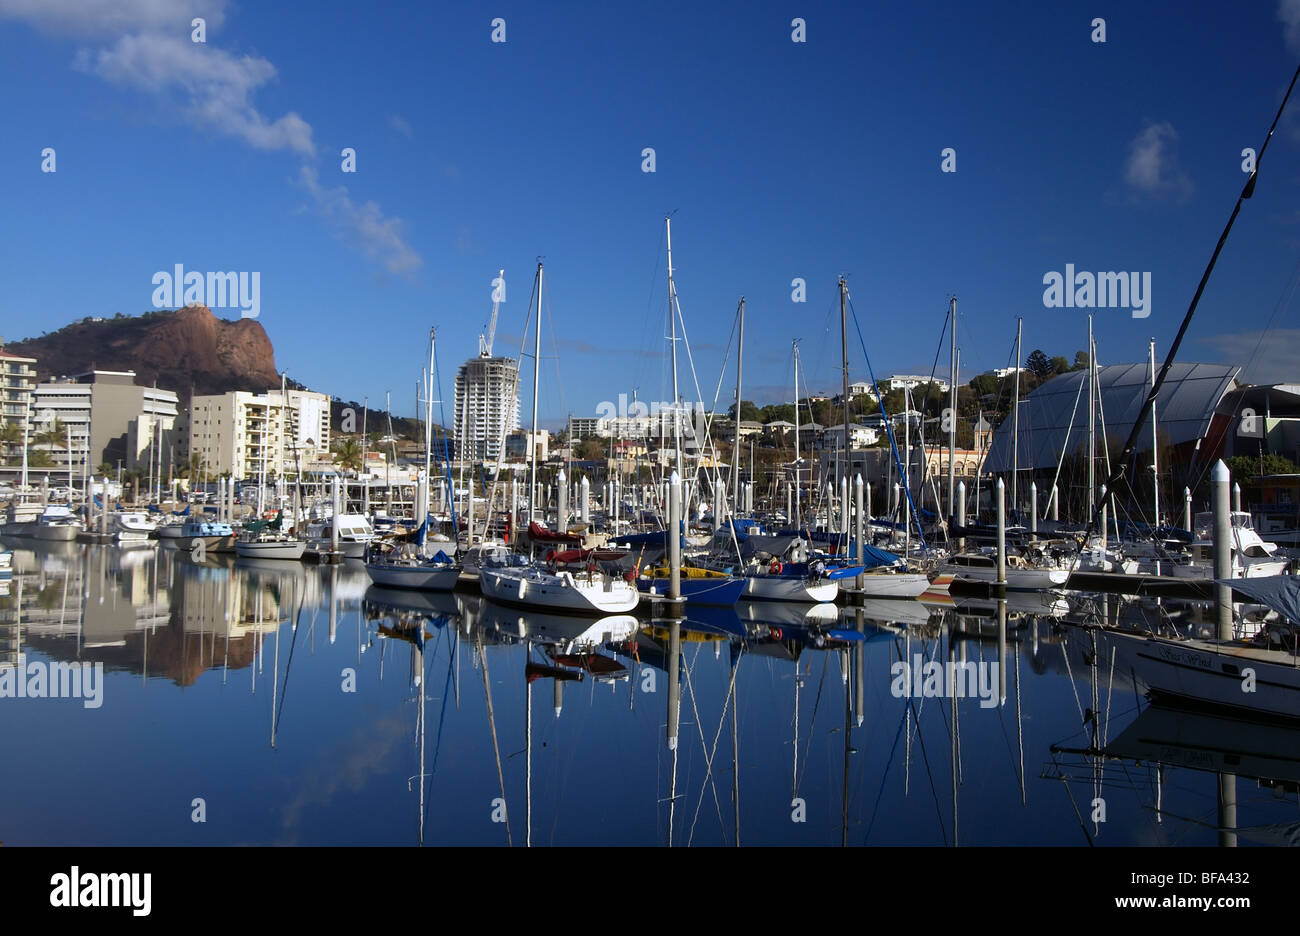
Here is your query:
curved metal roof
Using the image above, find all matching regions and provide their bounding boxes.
[982,362,1240,473]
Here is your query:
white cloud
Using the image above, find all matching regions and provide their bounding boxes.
[388,114,413,137]
[1123,121,1194,202]
[1281,0,1300,54]
[298,167,423,274]
[2,0,424,276]
[77,32,314,155]
[0,0,223,39]
[1198,329,1300,384]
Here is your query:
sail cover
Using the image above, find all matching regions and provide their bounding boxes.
[1216,575,1300,625]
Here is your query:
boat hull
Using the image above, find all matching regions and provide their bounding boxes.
[235,540,307,560]
[1109,630,1300,721]
[742,574,839,603]
[365,561,461,591]
[481,567,640,614]
[850,572,933,598]
[944,564,1070,590]
[637,575,746,606]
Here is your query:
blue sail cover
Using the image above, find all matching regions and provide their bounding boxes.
[860,544,903,568]
[1217,575,1300,625]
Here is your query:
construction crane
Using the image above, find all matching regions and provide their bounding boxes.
[478,269,505,357]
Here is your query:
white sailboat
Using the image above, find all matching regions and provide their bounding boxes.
[478,261,639,615]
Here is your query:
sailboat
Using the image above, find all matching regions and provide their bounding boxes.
[365,328,462,591]
[475,261,640,615]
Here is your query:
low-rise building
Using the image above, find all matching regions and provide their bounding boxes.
[31,370,180,479]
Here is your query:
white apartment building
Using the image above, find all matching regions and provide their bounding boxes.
[0,348,37,464]
[454,355,520,463]
[189,388,330,479]
[887,374,951,394]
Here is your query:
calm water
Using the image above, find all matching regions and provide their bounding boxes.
[0,538,1295,847]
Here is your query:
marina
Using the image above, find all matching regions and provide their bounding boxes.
[0,539,1295,847]
[0,0,1298,884]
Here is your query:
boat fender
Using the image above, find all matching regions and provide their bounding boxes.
[517,576,528,600]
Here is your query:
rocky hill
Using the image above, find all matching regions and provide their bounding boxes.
[5,305,279,401]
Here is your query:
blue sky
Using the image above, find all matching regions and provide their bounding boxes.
[1,0,1299,428]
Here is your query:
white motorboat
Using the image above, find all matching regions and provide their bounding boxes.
[479,563,640,615]
[1170,511,1292,580]
[6,503,83,541]
[113,511,157,544]
[302,513,377,559]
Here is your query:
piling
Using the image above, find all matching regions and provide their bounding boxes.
[668,471,681,602]
[1213,460,1233,640]
[556,469,567,533]
[995,478,1007,597]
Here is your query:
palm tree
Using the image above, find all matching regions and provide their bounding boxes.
[33,417,67,450]
[175,453,205,483]
[0,420,21,465]
[334,438,363,475]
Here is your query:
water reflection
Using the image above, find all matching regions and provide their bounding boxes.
[0,537,1295,847]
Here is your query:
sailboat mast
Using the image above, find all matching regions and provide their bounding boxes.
[1012,317,1021,522]
[1087,314,1095,519]
[839,278,850,517]
[947,297,957,525]
[665,217,683,481]
[732,297,745,522]
[528,262,543,524]
[792,340,800,529]
[1149,338,1160,526]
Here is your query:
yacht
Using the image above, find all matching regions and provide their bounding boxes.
[1170,511,1291,580]
[114,511,158,544]
[301,513,377,559]
[3,503,82,541]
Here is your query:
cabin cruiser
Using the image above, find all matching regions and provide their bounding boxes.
[1170,511,1291,580]
[301,513,377,559]
[2,502,82,541]
[113,511,158,544]
[172,519,236,552]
